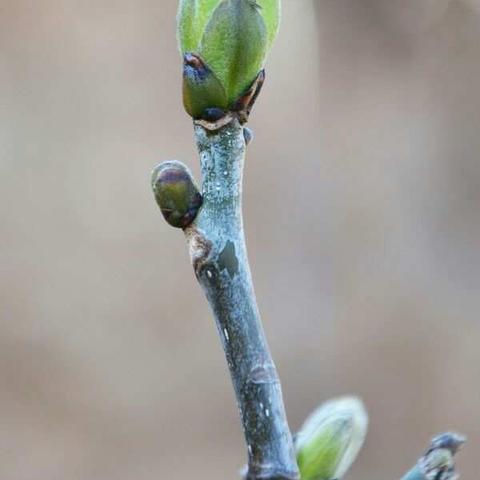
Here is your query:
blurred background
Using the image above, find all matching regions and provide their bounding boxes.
[1,1,479,478]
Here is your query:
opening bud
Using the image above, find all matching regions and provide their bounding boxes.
[295,396,369,480]
[177,0,280,120]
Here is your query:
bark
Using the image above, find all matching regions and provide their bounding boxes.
[184,119,299,480]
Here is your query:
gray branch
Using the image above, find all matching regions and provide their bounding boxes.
[183,119,299,480]
[150,117,467,480]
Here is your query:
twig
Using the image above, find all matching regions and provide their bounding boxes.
[151,118,467,480]
[152,5,468,474]
[183,119,299,480]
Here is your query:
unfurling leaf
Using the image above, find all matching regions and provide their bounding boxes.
[177,0,280,119]
[295,397,368,480]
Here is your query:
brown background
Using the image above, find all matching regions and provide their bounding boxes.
[1,1,479,478]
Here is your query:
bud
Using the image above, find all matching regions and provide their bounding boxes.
[177,0,281,120]
[405,433,466,480]
[428,432,466,456]
[295,397,369,480]
[151,161,202,229]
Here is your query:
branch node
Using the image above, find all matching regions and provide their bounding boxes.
[185,226,213,275]
[195,112,235,131]
[247,363,279,386]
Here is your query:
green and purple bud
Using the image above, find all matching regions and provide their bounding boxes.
[177,0,280,120]
[295,397,369,480]
[151,161,202,229]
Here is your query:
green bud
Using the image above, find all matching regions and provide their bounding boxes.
[151,161,202,229]
[295,397,369,480]
[182,53,228,120]
[177,0,280,119]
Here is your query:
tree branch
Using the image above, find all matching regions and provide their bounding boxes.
[151,123,468,480]
[184,119,299,480]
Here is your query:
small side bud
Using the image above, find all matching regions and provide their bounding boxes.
[414,433,466,480]
[295,396,369,480]
[428,433,466,456]
[151,161,202,229]
[243,127,254,145]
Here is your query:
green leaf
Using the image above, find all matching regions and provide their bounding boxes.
[257,0,281,48]
[199,0,268,104]
[296,397,368,480]
[297,422,347,480]
[177,0,223,52]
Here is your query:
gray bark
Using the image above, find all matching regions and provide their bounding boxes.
[184,119,299,480]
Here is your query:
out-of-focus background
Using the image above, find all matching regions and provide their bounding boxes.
[1,1,479,478]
